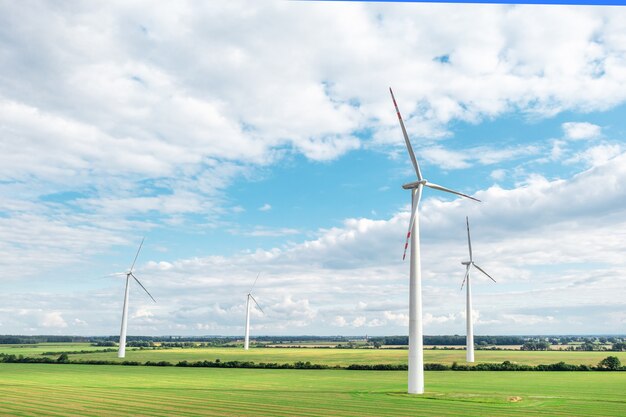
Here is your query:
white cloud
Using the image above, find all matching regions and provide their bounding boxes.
[550,139,566,161]
[384,311,409,327]
[352,316,367,327]
[0,2,624,191]
[424,313,458,325]
[566,143,622,167]
[501,314,556,326]
[258,203,272,212]
[562,122,602,140]
[332,316,347,327]
[131,308,155,319]
[41,312,68,329]
[420,145,539,171]
[421,147,471,169]
[367,318,385,327]
[230,226,300,237]
[490,169,506,181]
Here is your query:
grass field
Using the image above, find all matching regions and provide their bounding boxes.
[0,343,108,355]
[0,363,624,416]
[61,346,626,367]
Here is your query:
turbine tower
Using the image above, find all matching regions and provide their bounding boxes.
[460,216,496,363]
[118,238,156,358]
[390,88,480,394]
[244,273,264,350]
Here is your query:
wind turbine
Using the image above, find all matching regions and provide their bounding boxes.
[460,216,496,363]
[117,238,156,358]
[244,273,264,350]
[390,87,480,394]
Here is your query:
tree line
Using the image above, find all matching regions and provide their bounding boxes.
[1,353,622,371]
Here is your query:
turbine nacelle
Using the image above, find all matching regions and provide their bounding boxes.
[402,180,427,190]
[461,261,471,266]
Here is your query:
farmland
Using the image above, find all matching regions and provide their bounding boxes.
[57,346,626,368]
[3,343,626,368]
[0,343,106,356]
[2,343,625,416]
[0,363,624,416]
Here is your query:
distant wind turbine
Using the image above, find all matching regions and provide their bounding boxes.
[390,87,481,394]
[460,216,496,363]
[244,273,264,350]
[117,238,156,358]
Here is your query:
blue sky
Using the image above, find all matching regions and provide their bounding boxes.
[0,1,625,336]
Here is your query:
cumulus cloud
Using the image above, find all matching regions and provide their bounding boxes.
[332,316,347,327]
[562,122,602,140]
[384,311,409,327]
[566,143,622,167]
[2,149,626,335]
[421,145,539,170]
[490,169,506,181]
[41,312,68,329]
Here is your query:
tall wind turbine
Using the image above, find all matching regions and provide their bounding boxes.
[118,238,156,358]
[460,216,496,363]
[244,273,264,350]
[390,88,480,394]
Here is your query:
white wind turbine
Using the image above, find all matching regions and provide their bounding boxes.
[244,273,264,350]
[117,238,156,358]
[460,216,496,363]
[390,88,481,394]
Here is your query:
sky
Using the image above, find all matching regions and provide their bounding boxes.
[1,1,625,337]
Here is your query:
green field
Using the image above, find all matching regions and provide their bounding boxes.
[60,346,626,367]
[0,343,107,355]
[0,363,624,416]
[4,343,625,368]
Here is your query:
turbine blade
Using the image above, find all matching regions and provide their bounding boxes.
[389,88,423,181]
[130,272,156,303]
[425,182,481,202]
[460,265,470,291]
[249,294,264,314]
[466,216,473,262]
[402,189,420,260]
[472,263,496,283]
[249,272,261,293]
[129,237,145,273]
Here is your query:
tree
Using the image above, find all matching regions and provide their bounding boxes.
[372,341,382,349]
[597,356,621,371]
[57,353,69,363]
[521,341,550,351]
[579,341,595,351]
[611,342,626,352]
